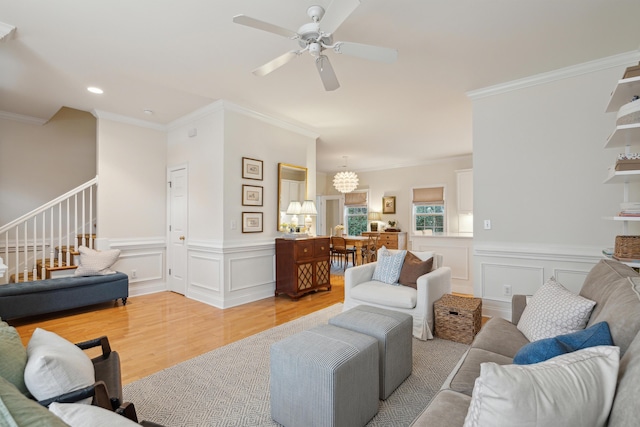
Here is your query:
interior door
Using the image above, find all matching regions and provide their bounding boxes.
[168,166,188,295]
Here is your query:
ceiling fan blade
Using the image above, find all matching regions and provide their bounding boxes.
[333,41,398,63]
[320,0,361,35]
[253,50,300,77]
[315,55,340,91]
[233,15,298,39]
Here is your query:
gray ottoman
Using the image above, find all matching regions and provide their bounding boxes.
[270,324,379,427]
[329,305,413,399]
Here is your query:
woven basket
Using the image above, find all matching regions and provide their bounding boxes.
[434,294,482,345]
[614,235,640,260]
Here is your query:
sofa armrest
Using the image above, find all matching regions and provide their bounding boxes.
[416,266,452,321]
[511,294,528,325]
[344,262,377,292]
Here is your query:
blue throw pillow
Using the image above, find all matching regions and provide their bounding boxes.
[372,248,407,284]
[513,322,613,365]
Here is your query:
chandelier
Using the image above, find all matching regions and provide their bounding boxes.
[333,156,359,193]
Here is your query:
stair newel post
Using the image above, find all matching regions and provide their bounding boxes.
[41,213,46,279]
[49,206,54,269]
[82,189,86,247]
[65,198,70,266]
[89,185,93,249]
[32,217,37,279]
[22,224,27,283]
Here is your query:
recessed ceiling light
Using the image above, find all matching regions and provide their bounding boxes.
[87,86,103,94]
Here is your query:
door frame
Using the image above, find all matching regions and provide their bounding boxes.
[316,195,343,236]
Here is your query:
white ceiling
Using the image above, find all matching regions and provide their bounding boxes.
[2,0,640,173]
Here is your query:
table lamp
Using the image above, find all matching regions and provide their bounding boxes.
[300,200,317,235]
[368,211,381,231]
[286,201,302,230]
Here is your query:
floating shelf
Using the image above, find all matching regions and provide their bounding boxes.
[606,76,640,113]
[604,168,640,184]
[605,123,640,148]
[605,216,640,222]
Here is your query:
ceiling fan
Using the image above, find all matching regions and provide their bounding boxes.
[233,0,398,91]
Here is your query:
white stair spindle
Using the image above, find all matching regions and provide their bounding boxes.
[41,213,46,279]
[49,207,54,268]
[82,189,86,247]
[14,227,18,282]
[22,224,27,282]
[74,193,78,260]
[33,217,37,278]
[66,198,70,265]
[89,186,93,248]
[4,233,8,284]
[58,203,62,266]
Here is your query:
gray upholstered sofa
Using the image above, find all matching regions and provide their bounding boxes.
[0,272,128,319]
[411,258,640,426]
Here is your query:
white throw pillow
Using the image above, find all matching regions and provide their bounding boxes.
[49,402,140,426]
[74,246,120,276]
[517,277,596,342]
[372,246,407,284]
[463,346,620,427]
[24,328,95,404]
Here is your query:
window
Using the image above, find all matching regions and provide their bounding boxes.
[412,186,445,234]
[344,191,368,236]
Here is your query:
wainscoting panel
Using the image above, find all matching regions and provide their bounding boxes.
[411,235,473,294]
[229,254,274,291]
[189,253,222,293]
[109,238,166,296]
[474,243,602,320]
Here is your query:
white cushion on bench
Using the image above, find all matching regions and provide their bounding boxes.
[351,281,417,309]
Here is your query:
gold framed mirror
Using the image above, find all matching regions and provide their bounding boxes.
[277,163,308,231]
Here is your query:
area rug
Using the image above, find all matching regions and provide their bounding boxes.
[124,303,468,426]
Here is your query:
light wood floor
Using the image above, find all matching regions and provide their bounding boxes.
[11,276,345,385]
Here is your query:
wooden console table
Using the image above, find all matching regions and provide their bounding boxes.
[275,237,331,299]
[361,231,407,250]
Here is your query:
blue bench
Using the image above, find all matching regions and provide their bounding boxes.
[0,272,128,320]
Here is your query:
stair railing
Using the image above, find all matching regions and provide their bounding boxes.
[0,177,98,284]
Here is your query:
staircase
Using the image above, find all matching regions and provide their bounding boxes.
[0,178,98,285]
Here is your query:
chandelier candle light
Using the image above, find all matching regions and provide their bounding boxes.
[333,156,359,193]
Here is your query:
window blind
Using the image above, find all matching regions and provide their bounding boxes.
[413,187,444,204]
[345,192,367,206]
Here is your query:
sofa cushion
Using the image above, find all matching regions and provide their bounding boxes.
[579,259,638,314]
[350,281,417,309]
[398,252,433,289]
[0,376,68,427]
[49,402,140,426]
[517,277,595,342]
[0,319,29,395]
[449,348,513,396]
[74,246,120,276]
[582,276,640,357]
[372,247,407,284]
[609,329,640,426]
[463,346,620,427]
[471,317,530,359]
[24,328,95,404]
[410,389,471,427]
[514,321,613,365]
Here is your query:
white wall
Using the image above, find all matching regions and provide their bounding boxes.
[0,108,96,225]
[471,52,640,319]
[95,115,167,296]
[321,156,473,237]
[167,101,318,308]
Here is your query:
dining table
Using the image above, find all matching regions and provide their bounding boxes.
[342,235,370,266]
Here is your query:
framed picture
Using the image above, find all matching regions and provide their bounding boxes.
[382,196,396,214]
[242,157,263,181]
[242,185,263,206]
[242,212,263,233]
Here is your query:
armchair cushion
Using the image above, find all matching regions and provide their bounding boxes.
[399,252,433,289]
[351,281,417,309]
[25,328,95,404]
[0,376,68,427]
[49,402,140,426]
[372,247,406,284]
[0,320,28,395]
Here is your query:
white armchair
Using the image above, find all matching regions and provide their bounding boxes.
[343,250,451,340]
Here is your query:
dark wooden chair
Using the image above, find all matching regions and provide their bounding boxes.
[361,234,380,264]
[330,236,356,270]
[37,336,150,424]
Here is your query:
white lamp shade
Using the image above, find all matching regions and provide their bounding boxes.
[286,201,302,215]
[300,200,317,215]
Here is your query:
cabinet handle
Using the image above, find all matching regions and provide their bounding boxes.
[321,246,325,250]
[304,248,308,253]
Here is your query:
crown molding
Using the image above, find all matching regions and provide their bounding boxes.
[0,111,47,125]
[0,21,16,42]
[467,50,640,100]
[348,153,473,174]
[91,109,167,131]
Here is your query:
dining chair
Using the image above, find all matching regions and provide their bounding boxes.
[361,234,380,264]
[330,236,356,270]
